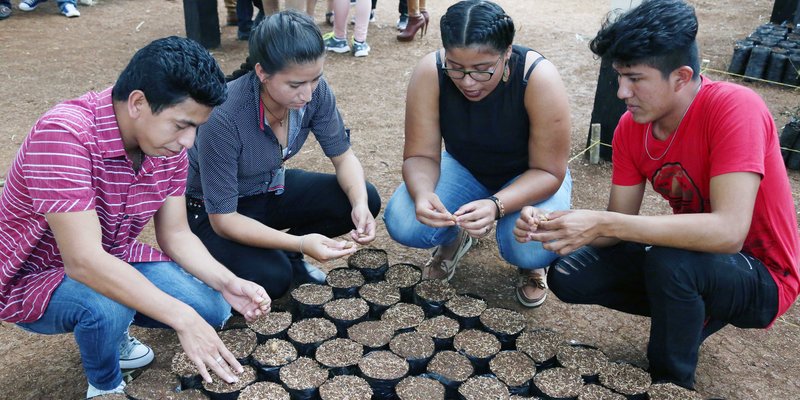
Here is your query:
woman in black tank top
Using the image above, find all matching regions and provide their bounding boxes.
[383,0,572,308]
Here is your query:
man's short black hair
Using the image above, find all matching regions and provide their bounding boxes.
[112,36,227,114]
[590,0,700,80]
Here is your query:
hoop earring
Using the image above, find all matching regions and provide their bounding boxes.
[502,63,510,83]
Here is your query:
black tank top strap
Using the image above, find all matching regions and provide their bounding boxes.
[523,55,546,85]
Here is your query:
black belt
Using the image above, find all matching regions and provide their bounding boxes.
[186,197,205,209]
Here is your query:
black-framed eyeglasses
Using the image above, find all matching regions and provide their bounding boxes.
[442,55,504,82]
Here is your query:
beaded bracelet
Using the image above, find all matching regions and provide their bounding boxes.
[487,196,505,220]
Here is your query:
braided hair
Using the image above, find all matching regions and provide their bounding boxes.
[226,9,325,82]
[440,0,515,53]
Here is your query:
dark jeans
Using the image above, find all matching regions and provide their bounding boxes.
[237,0,264,34]
[398,0,407,15]
[548,242,778,389]
[188,169,381,299]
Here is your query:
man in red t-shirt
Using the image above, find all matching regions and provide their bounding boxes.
[514,0,799,390]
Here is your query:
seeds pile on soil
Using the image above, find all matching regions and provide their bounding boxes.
[445,294,487,318]
[291,283,333,306]
[381,302,426,331]
[252,338,297,367]
[395,375,446,400]
[454,329,502,358]
[647,382,703,400]
[599,362,651,395]
[238,381,290,400]
[556,344,609,376]
[348,248,388,269]
[578,384,625,400]
[247,311,292,336]
[359,281,401,306]
[533,367,584,398]
[279,357,329,390]
[287,318,337,344]
[324,298,369,321]
[385,263,422,288]
[202,365,257,394]
[218,328,258,360]
[389,332,435,359]
[458,375,511,400]
[427,351,474,382]
[480,307,526,335]
[489,351,537,387]
[347,320,395,348]
[319,375,373,400]
[326,268,365,289]
[415,279,457,302]
[315,338,364,368]
[358,350,409,380]
[516,328,565,364]
[416,315,460,339]
[171,351,198,378]
[124,369,179,400]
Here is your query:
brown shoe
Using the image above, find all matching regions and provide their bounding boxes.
[516,268,548,308]
[422,230,473,281]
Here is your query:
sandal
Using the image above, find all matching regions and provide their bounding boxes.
[422,230,473,281]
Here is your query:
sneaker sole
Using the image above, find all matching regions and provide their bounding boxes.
[516,288,547,308]
[353,51,369,57]
[19,4,38,11]
[326,46,350,54]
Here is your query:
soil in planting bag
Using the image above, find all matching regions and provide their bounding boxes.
[315,338,364,377]
[201,366,257,400]
[555,342,608,384]
[251,338,298,383]
[348,320,394,352]
[454,329,501,375]
[124,369,180,400]
[287,318,337,358]
[444,293,487,329]
[358,281,401,318]
[744,45,771,80]
[598,362,651,400]
[384,263,422,303]
[238,381,291,400]
[396,374,446,400]
[323,297,369,338]
[358,351,409,400]
[457,374,510,400]
[279,357,329,400]
[728,40,754,75]
[416,315,460,351]
[647,382,703,400]
[783,53,800,85]
[347,248,389,282]
[390,332,435,375]
[171,352,203,390]
[290,283,333,319]
[578,384,626,400]
[479,307,526,351]
[767,47,789,82]
[780,118,800,170]
[515,328,565,369]
[217,327,258,365]
[427,351,475,400]
[382,303,426,333]
[319,375,373,400]
[414,279,457,318]
[489,350,537,397]
[247,309,292,343]
[326,267,364,299]
[531,367,582,400]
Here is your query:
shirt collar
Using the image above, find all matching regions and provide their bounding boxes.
[93,86,127,159]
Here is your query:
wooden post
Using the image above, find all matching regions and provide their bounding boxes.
[586,0,643,162]
[183,0,221,49]
[590,123,601,164]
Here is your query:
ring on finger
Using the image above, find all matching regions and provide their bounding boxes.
[214,356,224,364]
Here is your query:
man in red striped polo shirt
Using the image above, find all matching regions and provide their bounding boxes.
[0,37,271,398]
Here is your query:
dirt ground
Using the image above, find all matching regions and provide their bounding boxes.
[1,0,799,398]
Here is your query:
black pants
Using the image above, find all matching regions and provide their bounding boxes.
[548,242,778,389]
[398,0,407,15]
[188,169,381,299]
[237,0,264,34]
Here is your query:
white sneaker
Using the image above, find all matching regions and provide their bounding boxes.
[119,332,154,369]
[86,380,125,399]
[78,0,95,5]
[60,3,80,17]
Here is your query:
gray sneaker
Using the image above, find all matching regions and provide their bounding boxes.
[352,40,370,57]
[119,331,154,369]
[323,32,350,53]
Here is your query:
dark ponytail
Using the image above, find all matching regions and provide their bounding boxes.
[440,0,515,53]
[227,9,325,81]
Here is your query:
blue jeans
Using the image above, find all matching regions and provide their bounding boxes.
[384,151,572,269]
[17,262,231,390]
[549,243,778,389]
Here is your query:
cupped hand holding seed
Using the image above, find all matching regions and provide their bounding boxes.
[300,233,358,262]
[414,192,457,227]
